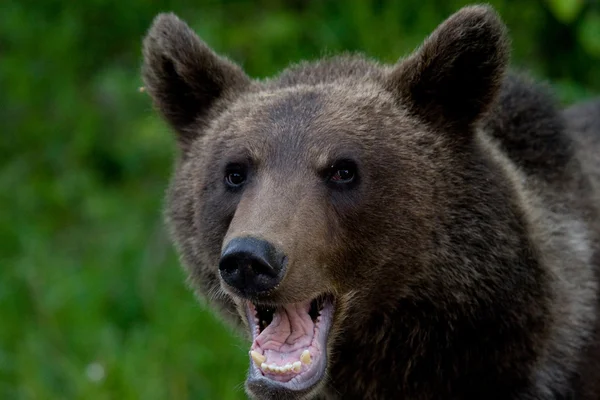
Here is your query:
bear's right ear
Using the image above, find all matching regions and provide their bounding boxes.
[142,13,251,148]
[387,5,509,132]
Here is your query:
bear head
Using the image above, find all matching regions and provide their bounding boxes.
[140,5,536,399]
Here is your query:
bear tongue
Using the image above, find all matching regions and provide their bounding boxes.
[254,301,315,365]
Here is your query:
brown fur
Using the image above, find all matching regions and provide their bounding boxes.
[142,5,600,399]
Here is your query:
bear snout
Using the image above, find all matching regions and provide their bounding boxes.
[219,236,288,297]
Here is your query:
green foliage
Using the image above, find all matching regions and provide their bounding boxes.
[545,0,584,23]
[1,1,598,399]
[578,10,600,57]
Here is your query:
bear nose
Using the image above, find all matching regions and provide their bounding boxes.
[219,237,287,296]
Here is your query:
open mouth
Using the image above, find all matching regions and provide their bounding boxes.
[245,294,335,394]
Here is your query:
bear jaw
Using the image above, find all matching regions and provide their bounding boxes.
[244,295,335,397]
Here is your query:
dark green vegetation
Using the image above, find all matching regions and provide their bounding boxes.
[1,1,599,399]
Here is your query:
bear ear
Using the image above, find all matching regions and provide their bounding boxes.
[387,5,509,130]
[142,13,251,148]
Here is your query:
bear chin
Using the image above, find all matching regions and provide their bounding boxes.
[244,295,335,397]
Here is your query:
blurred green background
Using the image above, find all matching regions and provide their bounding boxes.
[1,0,599,399]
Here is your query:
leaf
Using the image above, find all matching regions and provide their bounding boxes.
[545,0,584,23]
[577,11,600,57]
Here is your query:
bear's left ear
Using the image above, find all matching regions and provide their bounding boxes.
[387,5,509,130]
[142,13,251,149]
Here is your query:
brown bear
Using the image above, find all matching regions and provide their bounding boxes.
[141,5,600,399]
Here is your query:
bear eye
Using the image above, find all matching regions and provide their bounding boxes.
[327,160,358,185]
[224,164,247,189]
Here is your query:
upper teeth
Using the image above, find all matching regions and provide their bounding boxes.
[252,350,312,375]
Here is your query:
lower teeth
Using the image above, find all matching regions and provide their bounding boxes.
[259,360,303,374]
[252,350,312,374]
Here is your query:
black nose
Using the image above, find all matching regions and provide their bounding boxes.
[219,237,287,296]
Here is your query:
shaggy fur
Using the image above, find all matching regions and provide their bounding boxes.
[141,5,600,399]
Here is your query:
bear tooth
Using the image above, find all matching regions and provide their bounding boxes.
[301,350,311,365]
[292,361,302,372]
[260,362,267,371]
[250,351,266,365]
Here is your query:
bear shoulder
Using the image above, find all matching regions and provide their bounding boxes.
[483,73,573,181]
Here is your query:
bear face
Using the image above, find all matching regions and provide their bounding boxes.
[141,5,572,399]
